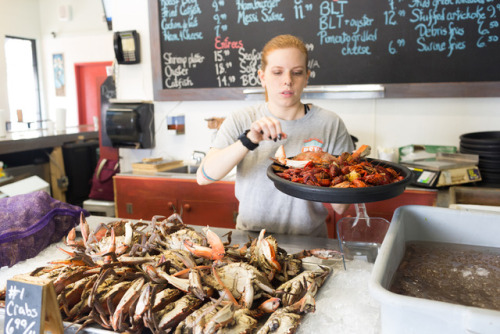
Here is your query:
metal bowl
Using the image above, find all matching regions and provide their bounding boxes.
[267,158,413,204]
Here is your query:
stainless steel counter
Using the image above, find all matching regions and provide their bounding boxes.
[0,216,379,334]
[0,125,98,154]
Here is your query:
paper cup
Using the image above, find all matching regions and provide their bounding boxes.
[0,110,6,138]
[46,120,55,134]
[55,108,66,132]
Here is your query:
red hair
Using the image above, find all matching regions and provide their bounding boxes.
[261,34,309,71]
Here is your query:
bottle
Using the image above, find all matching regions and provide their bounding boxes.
[0,162,5,178]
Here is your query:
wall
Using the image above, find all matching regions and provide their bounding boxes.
[0,0,42,117]
[0,0,113,126]
[39,0,113,126]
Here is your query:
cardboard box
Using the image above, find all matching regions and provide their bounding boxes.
[370,205,500,334]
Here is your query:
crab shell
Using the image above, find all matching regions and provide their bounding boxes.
[215,262,275,309]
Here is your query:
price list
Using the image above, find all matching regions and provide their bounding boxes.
[4,282,41,334]
[155,0,500,90]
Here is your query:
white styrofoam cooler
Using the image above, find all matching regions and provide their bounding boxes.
[370,205,500,334]
[0,175,50,197]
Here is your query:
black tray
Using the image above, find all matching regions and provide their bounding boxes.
[267,158,413,204]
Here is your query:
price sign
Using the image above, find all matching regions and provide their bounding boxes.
[4,275,63,334]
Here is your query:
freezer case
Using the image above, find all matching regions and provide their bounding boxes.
[370,205,500,334]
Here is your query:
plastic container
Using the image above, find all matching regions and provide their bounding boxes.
[370,205,500,334]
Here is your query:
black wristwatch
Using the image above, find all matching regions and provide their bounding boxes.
[238,129,259,151]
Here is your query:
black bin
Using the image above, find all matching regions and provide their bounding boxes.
[63,141,99,206]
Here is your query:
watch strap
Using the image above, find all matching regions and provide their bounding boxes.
[238,129,259,151]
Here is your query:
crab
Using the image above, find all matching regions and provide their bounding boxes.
[201,262,275,309]
[276,266,330,307]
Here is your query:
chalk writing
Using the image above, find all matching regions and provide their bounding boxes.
[235,0,284,25]
[238,47,261,86]
[318,1,377,55]
[160,0,203,42]
[163,52,205,88]
[155,0,500,89]
[5,282,40,334]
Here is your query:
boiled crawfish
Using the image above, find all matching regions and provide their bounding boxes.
[274,144,404,188]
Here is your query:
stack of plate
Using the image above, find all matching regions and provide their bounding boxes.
[459,131,500,187]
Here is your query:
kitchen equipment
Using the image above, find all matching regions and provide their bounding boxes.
[370,205,500,334]
[106,100,154,148]
[401,152,481,188]
[460,131,500,187]
[267,158,413,267]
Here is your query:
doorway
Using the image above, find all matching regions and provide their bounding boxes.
[74,61,118,160]
[75,61,112,126]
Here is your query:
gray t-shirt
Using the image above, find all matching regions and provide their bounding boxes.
[212,103,354,237]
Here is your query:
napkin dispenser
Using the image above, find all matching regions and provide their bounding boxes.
[106,101,154,148]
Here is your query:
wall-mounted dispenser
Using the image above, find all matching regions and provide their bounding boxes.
[105,100,154,149]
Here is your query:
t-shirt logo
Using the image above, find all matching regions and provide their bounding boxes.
[301,138,324,152]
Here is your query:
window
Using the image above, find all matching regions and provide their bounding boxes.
[4,36,42,130]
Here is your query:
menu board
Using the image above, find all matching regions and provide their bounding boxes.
[149,0,500,99]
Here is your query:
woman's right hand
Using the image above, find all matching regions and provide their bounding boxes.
[247,116,288,143]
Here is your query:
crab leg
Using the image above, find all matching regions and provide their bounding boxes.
[211,266,239,306]
[257,230,282,271]
[111,277,145,331]
[80,212,91,247]
[183,227,225,261]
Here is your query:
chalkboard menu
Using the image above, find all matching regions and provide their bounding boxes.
[149,0,500,99]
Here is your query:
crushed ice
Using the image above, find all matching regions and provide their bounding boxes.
[299,259,380,334]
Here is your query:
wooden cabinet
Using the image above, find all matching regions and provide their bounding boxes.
[114,175,238,229]
[115,175,437,238]
[324,188,438,238]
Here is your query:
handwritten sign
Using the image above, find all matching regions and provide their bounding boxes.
[150,0,500,96]
[4,275,63,334]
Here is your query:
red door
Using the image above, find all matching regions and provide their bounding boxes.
[75,61,118,160]
[75,62,112,125]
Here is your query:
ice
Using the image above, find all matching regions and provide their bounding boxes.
[299,259,380,334]
[0,242,66,290]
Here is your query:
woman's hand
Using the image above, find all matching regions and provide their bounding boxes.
[247,116,288,143]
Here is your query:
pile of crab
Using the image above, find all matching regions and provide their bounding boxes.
[0,212,342,334]
[273,144,405,188]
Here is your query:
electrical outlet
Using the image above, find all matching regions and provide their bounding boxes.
[57,176,69,188]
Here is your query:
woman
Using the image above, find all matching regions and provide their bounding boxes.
[197,34,354,237]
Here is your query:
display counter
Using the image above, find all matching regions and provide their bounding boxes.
[0,216,380,334]
[0,125,98,155]
[0,125,99,202]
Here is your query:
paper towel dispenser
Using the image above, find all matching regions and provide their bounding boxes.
[106,101,154,148]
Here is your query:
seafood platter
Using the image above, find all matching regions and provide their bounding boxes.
[267,145,413,203]
[0,213,345,333]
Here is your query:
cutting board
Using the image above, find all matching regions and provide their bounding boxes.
[132,158,183,174]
